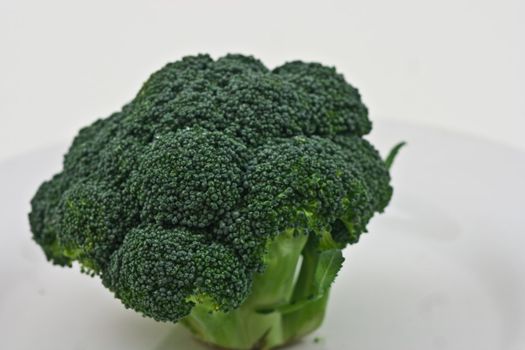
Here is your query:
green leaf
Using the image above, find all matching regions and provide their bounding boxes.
[313,249,344,294]
[385,141,406,169]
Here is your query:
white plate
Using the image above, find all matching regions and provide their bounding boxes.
[0,121,524,350]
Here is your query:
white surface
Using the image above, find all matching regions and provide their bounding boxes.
[0,121,524,350]
[1,0,524,162]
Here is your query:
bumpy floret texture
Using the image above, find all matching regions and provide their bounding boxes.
[29,54,392,323]
[104,225,249,321]
[129,128,249,228]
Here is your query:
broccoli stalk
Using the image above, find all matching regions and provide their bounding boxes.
[182,230,310,349]
[181,225,343,350]
[29,54,401,350]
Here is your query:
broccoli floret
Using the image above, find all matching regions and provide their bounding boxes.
[29,54,402,350]
[55,181,134,273]
[29,173,72,266]
[129,128,249,228]
[103,225,250,322]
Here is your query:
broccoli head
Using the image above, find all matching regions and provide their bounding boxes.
[29,54,402,350]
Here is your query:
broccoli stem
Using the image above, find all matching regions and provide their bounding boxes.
[180,230,333,350]
[281,240,329,343]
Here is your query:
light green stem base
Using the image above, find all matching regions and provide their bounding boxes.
[180,231,333,350]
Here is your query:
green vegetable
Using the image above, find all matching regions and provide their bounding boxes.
[29,54,402,350]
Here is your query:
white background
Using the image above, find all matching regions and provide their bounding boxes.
[1,0,524,162]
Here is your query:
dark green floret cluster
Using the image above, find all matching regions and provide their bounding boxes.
[29,54,401,350]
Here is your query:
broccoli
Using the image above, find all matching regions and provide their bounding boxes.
[29,54,402,350]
